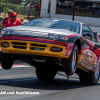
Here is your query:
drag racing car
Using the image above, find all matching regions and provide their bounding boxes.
[0,19,100,85]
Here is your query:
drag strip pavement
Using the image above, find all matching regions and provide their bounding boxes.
[0,64,100,100]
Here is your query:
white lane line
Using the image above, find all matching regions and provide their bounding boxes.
[12,65,31,68]
[0,64,32,68]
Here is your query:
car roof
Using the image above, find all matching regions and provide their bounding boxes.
[37,18,83,25]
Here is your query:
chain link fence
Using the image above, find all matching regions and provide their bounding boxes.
[0,3,37,21]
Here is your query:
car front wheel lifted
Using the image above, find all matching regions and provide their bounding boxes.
[1,53,14,70]
[64,45,78,76]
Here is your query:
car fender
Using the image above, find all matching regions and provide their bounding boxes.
[68,35,82,51]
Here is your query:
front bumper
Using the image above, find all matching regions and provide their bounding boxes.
[0,37,74,59]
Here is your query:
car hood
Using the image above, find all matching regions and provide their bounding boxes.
[2,26,80,39]
[4,26,79,34]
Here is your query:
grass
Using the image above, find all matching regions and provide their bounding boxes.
[0,17,4,21]
[0,13,37,21]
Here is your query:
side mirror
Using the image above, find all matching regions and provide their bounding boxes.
[93,32,97,37]
[82,32,92,40]
[97,33,100,43]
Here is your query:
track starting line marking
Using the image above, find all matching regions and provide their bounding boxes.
[0,64,31,68]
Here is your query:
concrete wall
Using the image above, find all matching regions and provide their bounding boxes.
[40,0,50,18]
[40,0,100,27]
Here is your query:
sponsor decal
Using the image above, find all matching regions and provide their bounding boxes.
[79,48,99,71]
[88,67,93,70]
[97,33,100,43]
[64,43,73,56]
[62,51,66,55]
[82,44,89,50]
[98,56,100,63]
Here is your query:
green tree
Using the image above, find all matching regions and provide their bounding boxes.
[0,0,40,16]
[24,0,40,6]
[0,0,6,12]
[0,0,5,3]
[7,0,23,5]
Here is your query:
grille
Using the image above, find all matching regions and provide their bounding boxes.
[12,42,27,49]
[13,46,26,49]
[30,43,47,51]
[30,47,45,51]
[12,42,27,45]
[11,42,47,50]
[31,43,47,47]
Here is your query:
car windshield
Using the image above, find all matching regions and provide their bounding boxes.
[24,19,80,34]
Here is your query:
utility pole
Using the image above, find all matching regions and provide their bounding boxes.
[4,0,7,18]
[39,0,42,17]
[48,0,51,18]
[72,0,75,21]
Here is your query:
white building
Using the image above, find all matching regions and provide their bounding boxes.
[40,0,100,29]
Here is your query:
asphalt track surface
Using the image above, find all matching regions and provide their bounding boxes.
[0,63,100,100]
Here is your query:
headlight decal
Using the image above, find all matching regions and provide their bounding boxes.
[1,30,5,35]
[47,33,68,41]
[1,30,15,35]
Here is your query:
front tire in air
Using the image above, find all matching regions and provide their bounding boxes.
[1,53,14,70]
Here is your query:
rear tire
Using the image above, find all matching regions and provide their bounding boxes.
[36,63,57,80]
[0,52,1,63]
[1,53,14,70]
[64,45,78,76]
[79,69,99,85]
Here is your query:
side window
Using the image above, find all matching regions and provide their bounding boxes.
[82,25,95,41]
[82,25,90,33]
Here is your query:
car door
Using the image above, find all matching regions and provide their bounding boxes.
[78,24,99,71]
